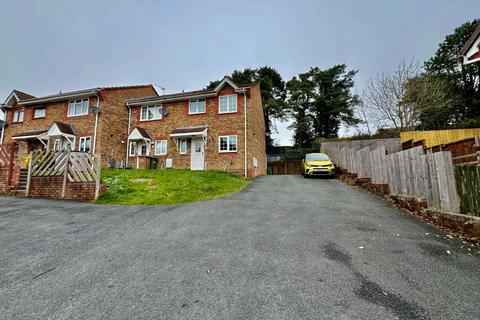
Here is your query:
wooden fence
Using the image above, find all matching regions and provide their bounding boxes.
[26,150,101,199]
[454,165,480,216]
[401,128,480,148]
[0,143,11,167]
[322,142,461,212]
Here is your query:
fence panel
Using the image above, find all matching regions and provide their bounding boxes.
[455,165,480,216]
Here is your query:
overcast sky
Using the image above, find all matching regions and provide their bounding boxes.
[1,0,479,145]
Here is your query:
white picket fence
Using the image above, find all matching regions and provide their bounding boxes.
[321,140,460,212]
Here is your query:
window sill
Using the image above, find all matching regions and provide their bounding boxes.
[67,114,89,118]
[219,150,238,154]
[188,111,206,115]
[32,117,45,120]
[218,111,237,115]
[139,118,162,122]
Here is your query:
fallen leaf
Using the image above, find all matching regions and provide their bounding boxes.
[446,250,452,255]
[358,246,365,250]
[207,267,213,274]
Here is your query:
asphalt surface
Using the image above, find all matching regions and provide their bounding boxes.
[0,175,479,320]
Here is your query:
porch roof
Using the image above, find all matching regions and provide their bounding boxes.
[170,126,208,138]
[128,127,152,141]
[47,122,76,137]
[12,129,48,140]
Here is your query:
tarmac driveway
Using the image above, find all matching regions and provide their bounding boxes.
[0,175,479,320]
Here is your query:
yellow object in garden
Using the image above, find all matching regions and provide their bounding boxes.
[23,153,30,168]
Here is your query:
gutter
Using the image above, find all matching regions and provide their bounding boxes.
[243,88,248,178]
[92,92,100,154]
[126,102,132,167]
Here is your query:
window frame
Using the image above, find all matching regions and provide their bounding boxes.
[129,141,137,156]
[155,140,168,156]
[179,139,187,154]
[12,109,24,123]
[33,106,46,119]
[188,99,206,115]
[140,144,148,156]
[218,94,237,114]
[78,136,92,153]
[67,98,89,117]
[140,105,163,121]
[218,135,238,153]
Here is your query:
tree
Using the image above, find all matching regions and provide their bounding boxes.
[207,67,287,147]
[286,73,315,147]
[363,60,420,130]
[403,74,454,129]
[423,19,480,127]
[286,65,360,147]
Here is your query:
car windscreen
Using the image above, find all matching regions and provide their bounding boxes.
[305,154,330,161]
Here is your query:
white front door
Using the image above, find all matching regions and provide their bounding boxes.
[191,138,205,170]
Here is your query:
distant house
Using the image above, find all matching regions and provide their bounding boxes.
[125,77,266,178]
[460,23,480,65]
[0,85,157,168]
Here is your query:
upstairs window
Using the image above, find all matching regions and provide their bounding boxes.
[140,105,162,121]
[219,135,237,152]
[219,94,237,114]
[12,110,24,123]
[33,106,46,119]
[68,98,89,117]
[189,99,206,114]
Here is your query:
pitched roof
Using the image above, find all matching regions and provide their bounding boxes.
[13,90,36,100]
[127,77,255,105]
[130,127,152,140]
[460,23,480,56]
[52,122,76,136]
[17,84,155,105]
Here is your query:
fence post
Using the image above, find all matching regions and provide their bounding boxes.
[25,151,33,197]
[95,154,101,199]
[61,151,70,198]
[6,142,14,188]
[476,137,480,163]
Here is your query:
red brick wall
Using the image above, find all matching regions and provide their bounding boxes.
[98,86,158,168]
[128,84,266,177]
[3,85,157,169]
[28,176,97,201]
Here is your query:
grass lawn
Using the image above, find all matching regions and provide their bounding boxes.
[95,169,249,205]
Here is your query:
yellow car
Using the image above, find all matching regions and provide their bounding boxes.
[301,153,335,177]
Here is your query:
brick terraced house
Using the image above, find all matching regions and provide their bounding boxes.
[0,85,157,169]
[126,77,266,178]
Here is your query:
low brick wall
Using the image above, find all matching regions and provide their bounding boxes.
[29,176,97,201]
[0,169,8,193]
[0,166,21,194]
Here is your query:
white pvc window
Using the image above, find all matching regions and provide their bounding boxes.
[219,94,237,114]
[179,139,187,154]
[189,99,206,114]
[141,105,162,121]
[140,144,148,156]
[129,142,137,156]
[79,137,91,152]
[12,110,24,123]
[33,106,46,119]
[68,98,89,116]
[219,135,237,152]
[155,140,167,155]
